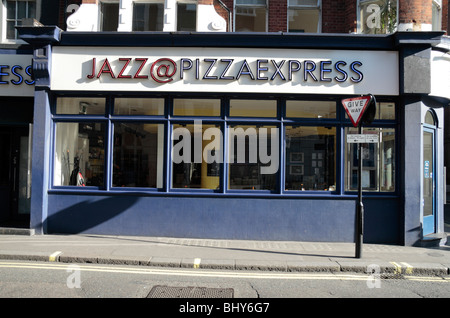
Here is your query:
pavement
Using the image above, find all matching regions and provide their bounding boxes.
[0,229,450,277]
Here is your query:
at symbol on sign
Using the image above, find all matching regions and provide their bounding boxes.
[151,58,177,83]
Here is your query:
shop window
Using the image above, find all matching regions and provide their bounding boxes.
[358,0,397,34]
[288,0,321,33]
[172,123,222,189]
[345,127,395,192]
[177,2,197,31]
[132,2,164,31]
[234,0,267,32]
[113,123,164,188]
[345,102,395,121]
[286,100,335,118]
[6,0,36,40]
[432,0,442,31]
[54,122,105,187]
[285,126,336,191]
[114,98,164,116]
[173,99,221,117]
[56,97,106,115]
[228,125,278,191]
[229,99,276,117]
[100,1,119,31]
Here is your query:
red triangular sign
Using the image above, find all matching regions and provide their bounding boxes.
[341,96,372,127]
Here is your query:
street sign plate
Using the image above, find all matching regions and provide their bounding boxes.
[341,96,372,127]
[347,134,380,143]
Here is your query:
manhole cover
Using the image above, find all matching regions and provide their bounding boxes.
[147,285,234,298]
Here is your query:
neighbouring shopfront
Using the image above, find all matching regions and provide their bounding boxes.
[17,28,450,246]
[0,51,34,227]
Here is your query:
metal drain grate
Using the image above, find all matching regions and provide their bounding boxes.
[147,285,234,298]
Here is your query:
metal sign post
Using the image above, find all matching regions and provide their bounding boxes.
[356,123,363,259]
[341,94,376,259]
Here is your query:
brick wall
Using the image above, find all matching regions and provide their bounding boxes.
[268,0,287,32]
[399,0,433,26]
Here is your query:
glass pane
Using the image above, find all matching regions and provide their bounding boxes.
[54,122,105,187]
[133,3,164,31]
[173,99,220,116]
[17,1,26,19]
[345,101,396,121]
[235,7,267,32]
[425,111,436,126]
[114,98,164,115]
[230,99,276,117]
[288,9,320,33]
[359,0,397,34]
[28,1,36,18]
[177,3,197,31]
[172,124,222,189]
[423,131,434,216]
[56,97,106,115]
[345,127,395,192]
[7,1,16,19]
[7,21,16,39]
[285,126,336,191]
[101,2,119,31]
[289,0,318,6]
[286,100,336,118]
[378,102,395,120]
[113,123,164,188]
[228,125,278,190]
[235,0,266,5]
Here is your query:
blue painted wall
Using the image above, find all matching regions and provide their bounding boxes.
[45,193,400,243]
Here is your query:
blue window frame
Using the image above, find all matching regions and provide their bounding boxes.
[50,93,397,197]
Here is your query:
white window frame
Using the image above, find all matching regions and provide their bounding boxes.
[287,0,321,33]
[131,0,165,31]
[233,0,268,32]
[99,0,119,31]
[176,0,198,32]
[356,0,398,34]
[0,0,41,43]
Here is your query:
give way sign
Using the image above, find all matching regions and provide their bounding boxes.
[341,95,372,127]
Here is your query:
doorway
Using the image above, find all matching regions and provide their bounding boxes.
[423,110,437,235]
[0,126,32,228]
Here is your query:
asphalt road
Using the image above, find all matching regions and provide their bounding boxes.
[0,260,449,300]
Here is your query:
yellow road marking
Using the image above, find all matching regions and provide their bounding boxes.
[0,261,448,283]
[49,251,62,262]
[400,262,413,275]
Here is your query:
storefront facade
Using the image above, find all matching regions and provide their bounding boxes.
[18,27,449,246]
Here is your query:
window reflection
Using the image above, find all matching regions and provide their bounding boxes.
[113,123,164,188]
[345,127,395,192]
[172,124,222,189]
[285,126,336,191]
[54,122,105,187]
[228,125,278,191]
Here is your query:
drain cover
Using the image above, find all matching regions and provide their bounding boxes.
[147,285,234,298]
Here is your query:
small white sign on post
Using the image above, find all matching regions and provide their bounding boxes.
[347,134,380,143]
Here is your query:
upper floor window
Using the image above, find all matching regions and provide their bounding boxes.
[133,1,164,31]
[358,0,397,34]
[5,0,36,40]
[288,0,321,33]
[234,0,267,32]
[100,1,119,31]
[177,1,197,31]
